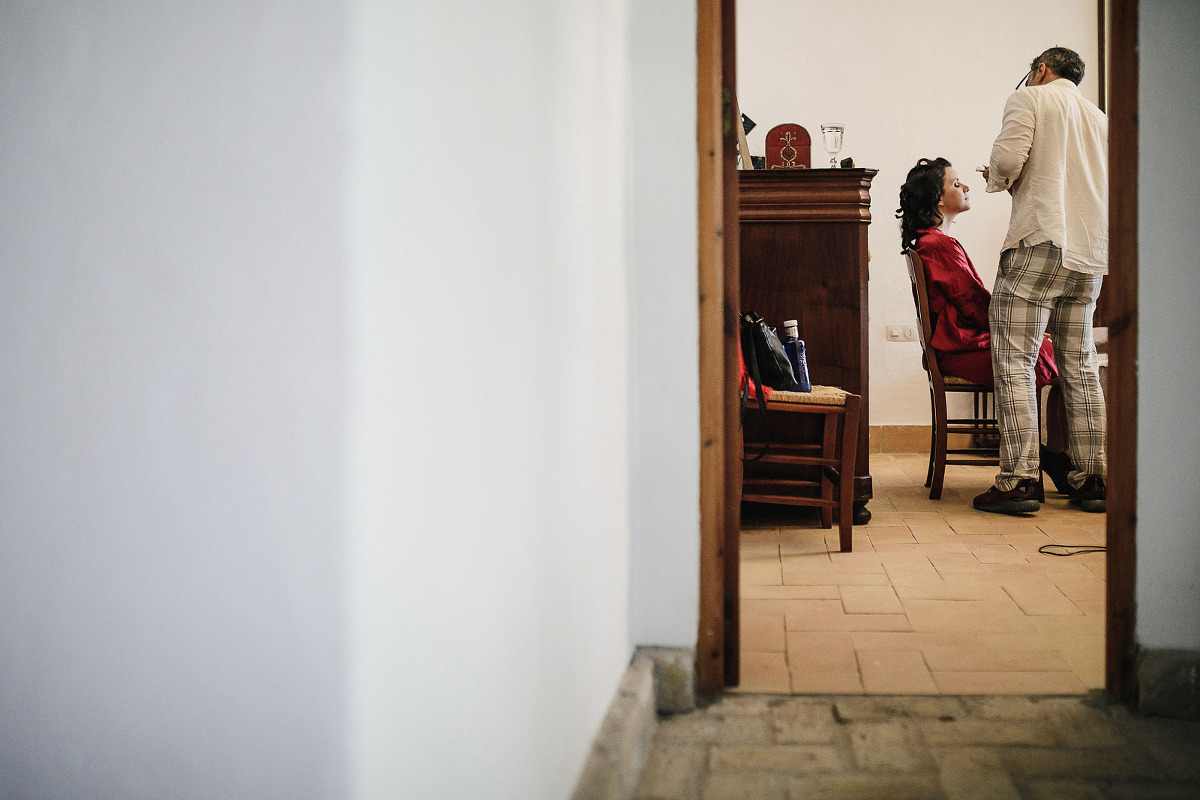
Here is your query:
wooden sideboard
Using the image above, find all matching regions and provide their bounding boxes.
[739,168,877,523]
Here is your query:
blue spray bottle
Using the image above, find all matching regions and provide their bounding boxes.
[782,320,812,392]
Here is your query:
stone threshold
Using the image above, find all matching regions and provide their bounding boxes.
[1139,647,1200,719]
[571,647,696,800]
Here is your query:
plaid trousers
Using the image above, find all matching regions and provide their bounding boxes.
[989,243,1107,490]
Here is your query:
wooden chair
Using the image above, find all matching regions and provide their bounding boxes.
[904,250,999,500]
[741,386,861,552]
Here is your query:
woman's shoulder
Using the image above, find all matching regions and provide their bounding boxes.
[914,228,958,255]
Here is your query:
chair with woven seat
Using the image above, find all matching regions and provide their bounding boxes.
[904,250,999,500]
[741,385,861,552]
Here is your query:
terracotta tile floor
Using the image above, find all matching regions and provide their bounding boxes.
[736,453,1106,696]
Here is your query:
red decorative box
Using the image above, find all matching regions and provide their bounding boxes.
[764,124,811,170]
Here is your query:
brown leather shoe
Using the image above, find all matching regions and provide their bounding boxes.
[973,479,1041,515]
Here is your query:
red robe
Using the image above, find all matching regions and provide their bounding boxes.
[913,228,1057,388]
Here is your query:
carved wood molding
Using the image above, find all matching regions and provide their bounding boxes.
[739,169,877,223]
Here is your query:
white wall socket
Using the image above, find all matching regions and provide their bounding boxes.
[885,324,919,342]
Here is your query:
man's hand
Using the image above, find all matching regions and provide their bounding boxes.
[982,166,1017,194]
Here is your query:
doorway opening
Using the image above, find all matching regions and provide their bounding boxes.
[696,0,1137,703]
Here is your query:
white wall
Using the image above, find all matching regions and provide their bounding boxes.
[738,0,1098,425]
[629,0,701,647]
[2,1,703,798]
[0,3,349,797]
[1136,0,1200,651]
[346,1,645,797]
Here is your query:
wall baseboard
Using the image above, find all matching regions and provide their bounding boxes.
[571,647,694,800]
[870,425,929,454]
[870,425,986,455]
[1137,647,1200,719]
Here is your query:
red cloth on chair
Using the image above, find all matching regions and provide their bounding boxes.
[913,228,1057,388]
[738,338,773,400]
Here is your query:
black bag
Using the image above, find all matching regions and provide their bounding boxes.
[740,312,798,391]
[739,312,797,461]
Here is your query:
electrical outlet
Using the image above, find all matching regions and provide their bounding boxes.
[886,324,919,342]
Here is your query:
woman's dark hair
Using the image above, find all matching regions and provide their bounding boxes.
[897,157,950,252]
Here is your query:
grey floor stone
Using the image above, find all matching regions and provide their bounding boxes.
[701,772,786,800]
[932,748,1021,800]
[636,694,1200,800]
[635,745,706,800]
[846,721,923,773]
[770,698,841,745]
[786,773,944,800]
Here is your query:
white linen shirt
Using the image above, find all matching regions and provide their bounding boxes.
[986,78,1108,275]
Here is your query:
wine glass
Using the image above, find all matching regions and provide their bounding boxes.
[820,123,844,168]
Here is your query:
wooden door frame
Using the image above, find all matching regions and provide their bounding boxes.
[695,0,731,697]
[696,0,1140,703]
[1104,0,1137,705]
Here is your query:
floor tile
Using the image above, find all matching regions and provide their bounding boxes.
[1045,572,1106,604]
[840,585,903,614]
[871,542,942,555]
[1001,578,1084,616]
[967,544,1030,564]
[741,584,840,600]
[1054,644,1105,688]
[788,668,865,694]
[827,552,890,571]
[892,581,1008,601]
[1001,531,1057,554]
[847,631,972,651]
[740,541,782,558]
[739,614,786,652]
[931,670,1087,695]
[865,526,919,545]
[741,452,1106,696]
[782,570,891,586]
[858,650,939,694]
[733,652,791,694]
[741,598,829,616]
[778,533,832,556]
[927,552,989,574]
[1028,614,1104,638]
[741,558,783,586]
[784,632,857,671]
[882,558,943,585]
[921,646,1073,672]
[901,598,1035,635]
[785,610,911,633]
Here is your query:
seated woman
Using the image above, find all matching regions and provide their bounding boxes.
[898,157,1057,387]
[897,157,1072,490]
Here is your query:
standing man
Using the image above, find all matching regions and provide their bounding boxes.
[974,46,1108,515]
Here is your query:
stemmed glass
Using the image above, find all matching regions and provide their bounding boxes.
[820,123,844,168]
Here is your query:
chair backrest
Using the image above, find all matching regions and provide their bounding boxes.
[904,249,948,392]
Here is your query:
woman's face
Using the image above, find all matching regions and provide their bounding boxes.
[939,167,971,216]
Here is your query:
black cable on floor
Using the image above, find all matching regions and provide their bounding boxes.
[1038,544,1107,556]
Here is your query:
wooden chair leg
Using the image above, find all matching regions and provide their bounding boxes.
[925,416,936,489]
[930,387,948,500]
[838,395,861,553]
[819,408,837,530]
